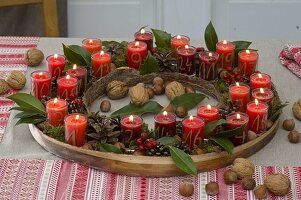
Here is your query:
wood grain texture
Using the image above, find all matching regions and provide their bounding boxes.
[42,0,59,37]
[29,119,279,177]
[0,0,41,7]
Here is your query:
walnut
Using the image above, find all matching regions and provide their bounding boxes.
[232,158,255,179]
[129,84,149,105]
[6,70,26,90]
[292,99,301,121]
[0,80,10,95]
[165,81,185,100]
[264,173,291,196]
[205,182,219,195]
[24,48,44,66]
[106,80,129,100]
[179,181,194,197]
[254,185,267,199]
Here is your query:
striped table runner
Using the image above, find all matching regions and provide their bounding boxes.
[0,159,300,200]
[0,36,39,142]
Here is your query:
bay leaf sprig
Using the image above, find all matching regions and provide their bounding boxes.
[151,29,171,51]
[62,44,91,67]
[170,93,207,110]
[139,52,160,75]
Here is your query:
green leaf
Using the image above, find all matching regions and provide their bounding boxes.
[14,112,40,119]
[170,93,206,110]
[157,137,176,146]
[7,93,46,114]
[209,136,234,154]
[232,41,252,67]
[15,117,45,126]
[148,130,156,139]
[217,124,247,138]
[63,44,91,66]
[204,119,227,137]
[10,106,39,113]
[95,143,122,154]
[139,52,160,75]
[169,146,197,176]
[129,140,138,150]
[151,29,171,50]
[204,21,218,51]
[269,96,288,122]
[110,101,163,118]
[138,25,148,32]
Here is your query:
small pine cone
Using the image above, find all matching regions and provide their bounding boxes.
[174,141,192,154]
[146,144,170,156]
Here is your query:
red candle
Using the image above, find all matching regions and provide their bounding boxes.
[171,35,190,51]
[91,51,111,79]
[250,73,271,90]
[197,104,220,125]
[134,28,153,51]
[226,112,249,145]
[47,54,66,78]
[66,64,87,97]
[229,82,250,112]
[216,40,235,69]
[57,75,78,101]
[120,115,143,143]
[182,116,205,149]
[251,88,274,103]
[238,50,258,77]
[247,99,268,134]
[154,111,177,137]
[177,45,196,75]
[82,38,101,54]
[46,98,68,126]
[127,41,147,70]
[31,71,51,100]
[65,113,87,147]
[199,51,220,80]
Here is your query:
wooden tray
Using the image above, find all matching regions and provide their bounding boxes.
[29,119,279,177]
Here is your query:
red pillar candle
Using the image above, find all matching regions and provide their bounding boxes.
[47,54,66,78]
[238,49,258,77]
[247,99,268,134]
[65,113,87,147]
[251,88,274,103]
[226,112,249,145]
[177,45,196,75]
[127,41,147,70]
[46,98,68,126]
[66,64,87,97]
[154,111,177,137]
[171,35,190,51]
[197,104,220,125]
[182,116,205,149]
[82,38,102,54]
[216,40,235,69]
[134,28,153,51]
[57,75,78,101]
[31,71,51,100]
[199,51,220,80]
[120,115,143,143]
[250,73,271,90]
[229,82,250,112]
[91,51,111,79]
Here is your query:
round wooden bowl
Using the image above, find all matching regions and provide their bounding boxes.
[29,119,279,177]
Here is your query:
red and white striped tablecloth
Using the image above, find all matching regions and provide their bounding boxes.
[0,36,39,142]
[0,159,300,200]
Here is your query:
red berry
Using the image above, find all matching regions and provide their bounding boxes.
[140,132,148,141]
[223,73,229,79]
[226,67,233,72]
[151,48,156,54]
[151,140,157,147]
[196,47,205,52]
[233,69,240,76]
[137,138,143,145]
[146,142,153,150]
[235,75,241,81]
[138,145,144,151]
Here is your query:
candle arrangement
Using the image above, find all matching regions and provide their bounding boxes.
[197,104,219,124]
[91,51,111,79]
[216,40,235,69]
[120,115,143,143]
[229,82,250,112]
[127,41,147,69]
[134,28,153,51]
[31,71,51,100]
[65,113,87,147]
[47,54,66,78]
[250,73,271,90]
[177,45,196,75]
[247,99,268,134]
[238,49,258,76]
[57,75,78,101]
[46,98,68,126]
[82,38,102,54]
[171,35,190,51]
[199,51,219,81]
[66,64,87,97]
[154,111,177,137]
[226,112,249,145]
[182,116,205,149]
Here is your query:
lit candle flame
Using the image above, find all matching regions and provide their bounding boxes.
[189,115,194,121]
[89,39,93,44]
[38,72,43,77]
[258,73,262,79]
[185,45,189,49]
[237,113,241,119]
[207,104,212,110]
[54,54,58,59]
[135,41,139,46]
[236,82,240,87]
[209,52,212,57]
[100,50,104,56]
[75,114,79,121]
[73,64,77,69]
[260,88,264,94]
[176,35,181,39]
[223,40,227,45]
[163,111,168,117]
[66,75,70,79]
[140,28,145,34]
[129,115,134,122]
[53,98,58,104]
[255,99,259,105]
[246,49,250,54]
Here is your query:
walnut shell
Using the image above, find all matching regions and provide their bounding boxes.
[24,48,44,66]
[0,80,10,95]
[6,70,26,90]
[292,99,301,121]
[106,80,128,100]
[129,84,149,105]
[165,81,185,100]
[232,158,255,179]
[264,173,291,196]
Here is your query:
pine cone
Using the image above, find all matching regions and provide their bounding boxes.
[102,41,127,67]
[145,144,170,156]
[154,51,177,72]
[174,141,192,154]
[51,77,57,97]
[218,101,240,119]
[68,98,84,114]
[41,95,51,106]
